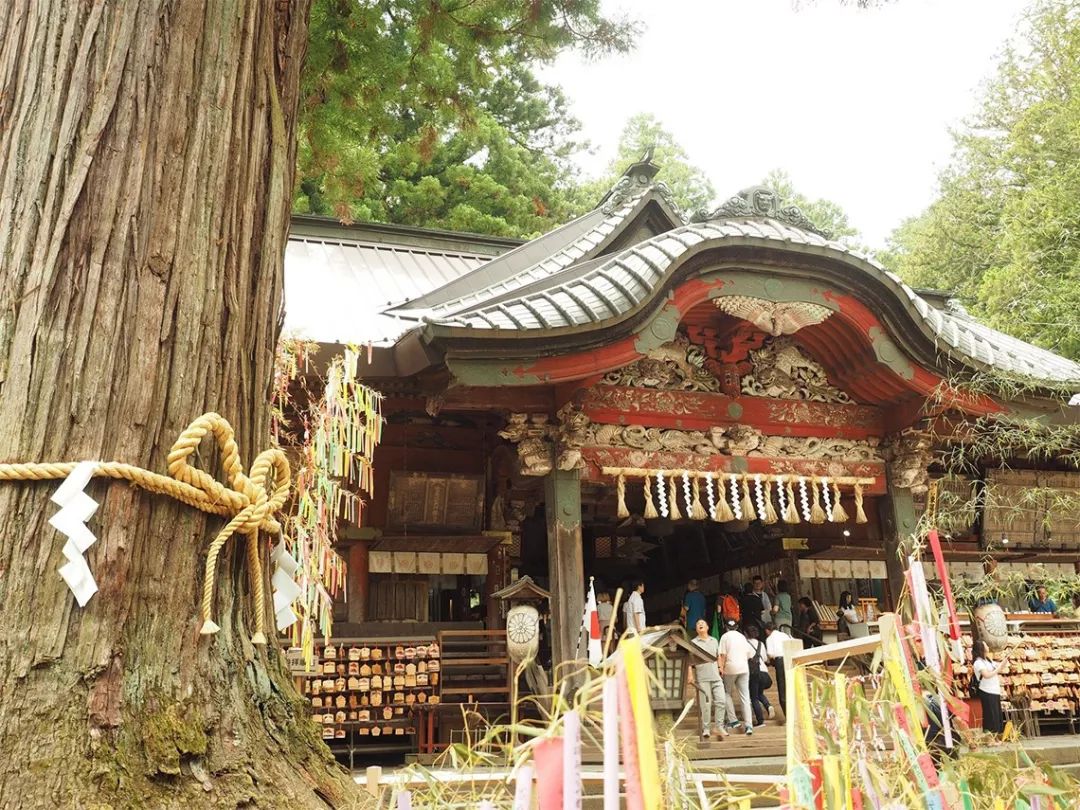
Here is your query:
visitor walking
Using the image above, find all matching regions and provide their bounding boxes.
[682,578,707,634]
[596,589,613,633]
[623,580,646,634]
[718,619,755,734]
[752,575,772,628]
[745,625,774,725]
[688,619,729,740]
[972,640,1008,736]
[795,597,822,648]
[739,582,764,635]
[772,580,793,633]
[764,623,792,718]
[713,587,740,639]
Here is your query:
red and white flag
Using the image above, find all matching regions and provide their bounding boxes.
[583,578,603,667]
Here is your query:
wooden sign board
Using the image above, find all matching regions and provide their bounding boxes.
[286,647,318,675]
[387,471,485,532]
[783,537,809,551]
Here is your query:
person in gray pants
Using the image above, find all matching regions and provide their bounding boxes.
[688,619,729,740]
[718,619,755,733]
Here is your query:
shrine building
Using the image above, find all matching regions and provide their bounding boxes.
[285,157,1080,697]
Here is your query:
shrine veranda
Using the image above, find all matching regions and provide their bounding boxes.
[284,161,1080,763]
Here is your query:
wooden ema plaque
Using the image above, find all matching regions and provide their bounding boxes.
[387,472,484,532]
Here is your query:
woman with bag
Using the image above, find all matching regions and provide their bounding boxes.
[745,625,774,725]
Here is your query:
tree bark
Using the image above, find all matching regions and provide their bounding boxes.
[0,3,360,807]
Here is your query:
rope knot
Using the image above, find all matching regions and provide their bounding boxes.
[166,413,290,643]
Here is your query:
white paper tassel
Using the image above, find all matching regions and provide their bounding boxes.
[656,470,669,518]
[822,477,833,522]
[798,476,811,522]
[271,539,302,632]
[705,472,718,520]
[51,461,101,607]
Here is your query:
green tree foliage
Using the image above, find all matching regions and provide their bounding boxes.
[296,0,636,237]
[884,0,1080,360]
[759,169,860,245]
[574,113,716,216]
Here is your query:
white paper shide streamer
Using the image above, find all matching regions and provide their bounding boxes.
[271,539,302,631]
[52,461,101,607]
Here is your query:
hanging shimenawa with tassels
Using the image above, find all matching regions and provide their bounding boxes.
[609,466,868,525]
[272,340,383,667]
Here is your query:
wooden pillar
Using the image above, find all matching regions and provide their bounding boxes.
[347,541,370,624]
[545,467,584,673]
[485,543,508,629]
[880,472,917,610]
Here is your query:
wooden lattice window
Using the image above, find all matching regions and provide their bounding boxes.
[647,653,684,702]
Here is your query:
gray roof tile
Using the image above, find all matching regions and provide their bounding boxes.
[431,216,1080,385]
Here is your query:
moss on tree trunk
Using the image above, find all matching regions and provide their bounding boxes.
[0,2,364,806]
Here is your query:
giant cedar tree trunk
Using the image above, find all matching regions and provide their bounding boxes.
[0,3,360,807]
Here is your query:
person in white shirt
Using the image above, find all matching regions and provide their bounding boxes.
[765,624,793,718]
[718,620,755,733]
[972,640,1008,735]
[623,580,646,633]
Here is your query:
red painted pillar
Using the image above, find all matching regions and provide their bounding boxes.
[347,541,369,624]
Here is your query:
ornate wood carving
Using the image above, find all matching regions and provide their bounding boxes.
[882,429,933,494]
[589,423,881,462]
[582,386,882,437]
[599,333,722,393]
[714,296,833,336]
[741,336,852,404]
[694,185,831,238]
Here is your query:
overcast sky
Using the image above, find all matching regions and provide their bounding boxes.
[541,0,1032,247]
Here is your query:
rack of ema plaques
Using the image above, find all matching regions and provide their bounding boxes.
[954,623,1080,736]
[304,638,441,766]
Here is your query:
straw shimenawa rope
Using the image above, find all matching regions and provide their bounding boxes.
[0,412,290,643]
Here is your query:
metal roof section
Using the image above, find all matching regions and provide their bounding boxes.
[388,155,686,322]
[428,187,1080,385]
[282,233,495,346]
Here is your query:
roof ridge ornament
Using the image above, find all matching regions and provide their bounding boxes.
[693,185,831,238]
[599,148,688,221]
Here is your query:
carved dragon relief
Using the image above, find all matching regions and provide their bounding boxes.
[590,423,882,462]
[600,333,723,393]
[500,404,883,475]
[741,337,852,404]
